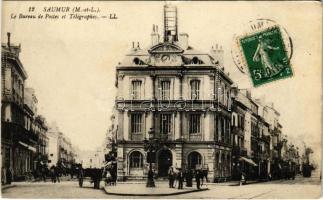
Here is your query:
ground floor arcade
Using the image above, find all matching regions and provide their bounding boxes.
[116,142,232,182]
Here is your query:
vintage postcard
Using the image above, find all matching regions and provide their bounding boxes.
[1,1,322,199]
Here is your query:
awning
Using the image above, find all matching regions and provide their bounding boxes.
[239,156,258,167]
[18,141,37,152]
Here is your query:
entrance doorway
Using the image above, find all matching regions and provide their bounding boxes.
[158,149,172,177]
[188,151,202,170]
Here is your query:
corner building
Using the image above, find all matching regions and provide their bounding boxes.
[114,5,233,182]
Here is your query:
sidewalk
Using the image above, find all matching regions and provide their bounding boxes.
[1,184,16,191]
[103,182,208,196]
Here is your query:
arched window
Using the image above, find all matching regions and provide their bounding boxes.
[129,151,143,168]
[190,80,200,100]
[188,151,202,169]
[133,57,144,65]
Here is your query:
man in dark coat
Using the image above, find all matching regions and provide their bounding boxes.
[195,169,201,190]
[177,169,184,189]
[168,167,175,188]
[6,167,12,184]
[54,166,60,183]
[186,169,193,187]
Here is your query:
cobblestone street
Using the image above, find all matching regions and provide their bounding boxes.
[2,175,321,199]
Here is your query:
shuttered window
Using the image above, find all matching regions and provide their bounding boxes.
[131,114,143,134]
[131,80,142,100]
[189,114,201,134]
[160,114,172,134]
[160,81,170,100]
[190,80,200,100]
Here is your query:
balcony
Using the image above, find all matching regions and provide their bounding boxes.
[232,146,248,157]
[188,134,202,141]
[1,121,38,144]
[158,133,173,141]
[131,133,144,141]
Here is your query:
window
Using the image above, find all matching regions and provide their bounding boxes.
[131,80,142,100]
[189,114,201,134]
[129,151,143,168]
[216,117,221,141]
[160,81,170,100]
[232,115,236,127]
[131,114,143,134]
[226,119,231,143]
[221,86,225,104]
[160,114,172,134]
[227,90,230,107]
[241,116,245,129]
[190,80,200,100]
[221,118,225,142]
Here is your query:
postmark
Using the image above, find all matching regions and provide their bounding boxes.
[231,19,293,87]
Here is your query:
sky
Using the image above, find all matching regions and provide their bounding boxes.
[2,1,322,164]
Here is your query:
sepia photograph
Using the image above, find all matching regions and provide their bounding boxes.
[1,1,322,199]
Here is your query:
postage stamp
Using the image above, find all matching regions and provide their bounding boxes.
[231,19,293,87]
[239,26,293,86]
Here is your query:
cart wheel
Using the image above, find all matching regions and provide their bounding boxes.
[79,179,83,187]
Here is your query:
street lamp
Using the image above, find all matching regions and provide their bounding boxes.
[144,128,159,187]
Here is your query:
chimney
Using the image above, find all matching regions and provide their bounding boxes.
[151,24,160,46]
[7,32,11,49]
[210,44,224,69]
[178,33,189,50]
[163,4,178,43]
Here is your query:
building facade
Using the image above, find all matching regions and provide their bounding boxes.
[47,123,76,168]
[110,5,302,182]
[1,34,39,180]
[114,5,233,182]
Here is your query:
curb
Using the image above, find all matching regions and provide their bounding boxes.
[103,187,209,196]
[1,184,16,191]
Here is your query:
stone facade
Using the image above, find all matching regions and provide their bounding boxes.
[114,5,233,182]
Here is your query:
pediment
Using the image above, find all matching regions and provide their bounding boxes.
[148,43,184,54]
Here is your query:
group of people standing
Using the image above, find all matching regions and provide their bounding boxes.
[168,167,208,190]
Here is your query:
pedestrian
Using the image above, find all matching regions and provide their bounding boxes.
[2,166,7,185]
[240,172,246,186]
[185,169,193,187]
[78,166,84,187]
[195,169,201,190]
[205,166,209,182]
[54,166,60,183]
[41,166,47,182]
[177,169,184,189]
[6,166,12,185]
[168,167,175,188]
[184,168,188,187]
[50,166,56,183]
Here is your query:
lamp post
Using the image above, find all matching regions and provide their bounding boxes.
[144,128,159,187]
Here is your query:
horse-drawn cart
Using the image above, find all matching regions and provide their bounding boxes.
[78,168,103,189]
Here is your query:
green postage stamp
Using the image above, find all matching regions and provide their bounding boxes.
[239,26,293,86]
